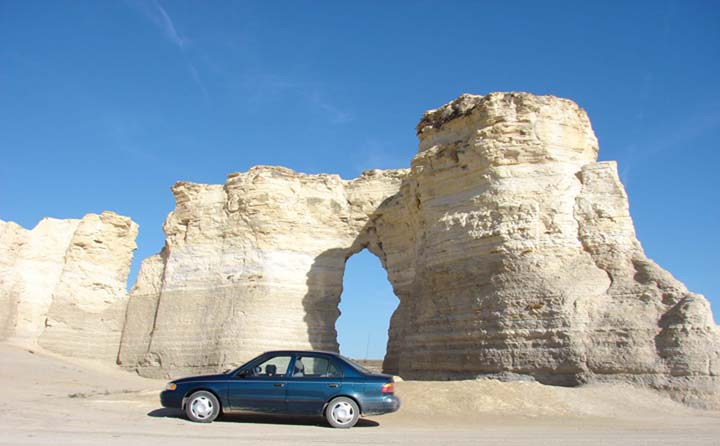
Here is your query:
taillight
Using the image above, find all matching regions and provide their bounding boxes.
[381,382,394,394]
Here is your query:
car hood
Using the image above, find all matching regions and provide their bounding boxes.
[172,373,229,384]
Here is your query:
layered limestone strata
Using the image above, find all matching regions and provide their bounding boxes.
[117,168,407,377]
[373,93,720,408]
[0,212,138,361]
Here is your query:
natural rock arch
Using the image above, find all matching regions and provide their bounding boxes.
[301,242,396,362]
[117,167,408,378]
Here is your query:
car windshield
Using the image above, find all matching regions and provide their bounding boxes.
[340,355,374,374]
[225,356,258,374]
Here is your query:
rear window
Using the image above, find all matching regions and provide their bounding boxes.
[339,355,373,374]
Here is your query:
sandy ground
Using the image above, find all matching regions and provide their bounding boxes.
[1,343,719,445]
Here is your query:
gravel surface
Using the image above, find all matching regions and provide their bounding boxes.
[1,343,718,446]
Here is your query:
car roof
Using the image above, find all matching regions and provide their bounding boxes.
[262,350,343,357]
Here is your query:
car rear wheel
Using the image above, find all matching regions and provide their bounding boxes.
[185,391,220,423]
[325,396,359,428]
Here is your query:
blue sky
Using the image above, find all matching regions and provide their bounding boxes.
[1,1,718,359]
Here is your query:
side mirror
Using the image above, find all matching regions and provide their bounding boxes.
[236,369,250,378]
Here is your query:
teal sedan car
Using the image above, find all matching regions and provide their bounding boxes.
[160,350,400,428]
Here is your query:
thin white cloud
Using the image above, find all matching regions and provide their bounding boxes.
[126,0,186,49]
[125,0,208,101]
[187,61,210,102]
[150,0,186,49]
[619,109,720,186]
[100,113,160,162]
[307,91,353,124]
[127,1,354,117]
[648,111,720,154]
[232,74,353,125]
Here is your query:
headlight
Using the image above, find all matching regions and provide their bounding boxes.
[165,382,177,391]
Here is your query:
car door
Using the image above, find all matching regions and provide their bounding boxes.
[227,354,291,413]
[285,354,343,415]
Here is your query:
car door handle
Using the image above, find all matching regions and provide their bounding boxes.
[327,383,338,388]
[273,383,285,387]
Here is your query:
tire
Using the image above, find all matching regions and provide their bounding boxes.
[185,390,221,423]
[325,396,360,428]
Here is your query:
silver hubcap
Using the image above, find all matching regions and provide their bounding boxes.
[331,401,354,424]
[190,396,214,419]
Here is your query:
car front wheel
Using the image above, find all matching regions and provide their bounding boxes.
[325,396,360,428]
[185,390,221,423]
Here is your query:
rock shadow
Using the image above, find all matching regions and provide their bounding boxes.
[301,247,356,353]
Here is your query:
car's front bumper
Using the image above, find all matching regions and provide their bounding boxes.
[362,394,401,415]
[160,389,183,409]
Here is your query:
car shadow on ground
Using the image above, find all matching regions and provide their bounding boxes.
[146,408,380,428]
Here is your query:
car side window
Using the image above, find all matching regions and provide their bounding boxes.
[293,356,342,378]
[248,355,292,377]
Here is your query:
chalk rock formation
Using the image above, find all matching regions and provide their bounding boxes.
[117,92,719,407]
[374,93,720,408]
[0,212,138,361]
[117,168,407,377]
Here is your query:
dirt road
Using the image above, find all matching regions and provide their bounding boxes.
[1,343,718,445]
